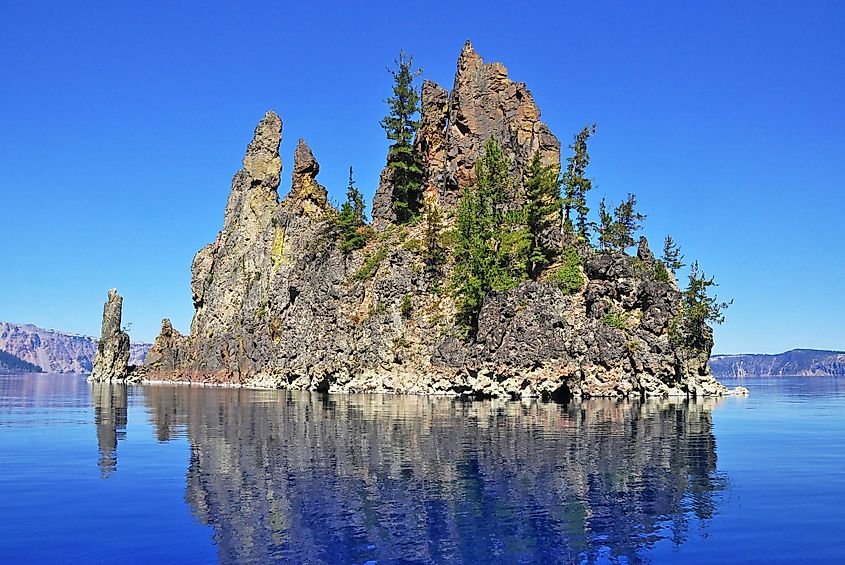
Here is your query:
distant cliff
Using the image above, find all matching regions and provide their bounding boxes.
[709,349,845,377]
[0,322,150,374]
[0,350,43,373]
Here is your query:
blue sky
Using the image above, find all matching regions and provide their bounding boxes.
[1,1,843,353]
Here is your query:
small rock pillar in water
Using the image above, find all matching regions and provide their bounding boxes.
[89,289,130,382]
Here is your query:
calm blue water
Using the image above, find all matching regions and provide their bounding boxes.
[0,374,843,564]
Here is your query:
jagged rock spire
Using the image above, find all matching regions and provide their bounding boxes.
[145,318,185,371]
[284,139,330,216]
[89,289,130,382]
[372,41,562,224]
[445,40,560,200]
[637,236,656,263]
[242,111,283,192]
[415,80,449,206]
[221,111,283,233]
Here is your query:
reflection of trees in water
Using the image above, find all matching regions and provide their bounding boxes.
[143,387,726,564]
[91,383,127,478]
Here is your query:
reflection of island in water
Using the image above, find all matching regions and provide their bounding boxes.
[91,382,127,478]
[132,386,728,564]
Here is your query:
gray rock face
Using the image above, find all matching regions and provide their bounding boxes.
[89,289,131,382]
[141,43,728,399]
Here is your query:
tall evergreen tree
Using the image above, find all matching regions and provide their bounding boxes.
[380,50,424,224]
[562,124,596,239]
[662,235,685,274]
[452,138,526,335]
[523,152,562,279]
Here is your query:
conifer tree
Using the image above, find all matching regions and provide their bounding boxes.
[452,138,526,334]
[336,167,368,253]
[595,193,645,253]
[523,153,562,279]
[562,125,596,239]
[380,50,424,224]
[672,262,732,350]
[597,197,615,251]
[422,202,445,267]
[612,193,646,251]
[662,235,685,274]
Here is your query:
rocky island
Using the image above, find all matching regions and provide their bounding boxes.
[91,42,740,399]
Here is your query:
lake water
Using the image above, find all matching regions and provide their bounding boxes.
[0,374,843,564]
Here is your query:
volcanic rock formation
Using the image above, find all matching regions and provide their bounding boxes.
[124,42,731,399]
[89,289,131,382]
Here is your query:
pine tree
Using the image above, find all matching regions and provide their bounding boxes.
[595,194,645,253]
[562,125,596,239]
[422,202,445,267]
[662,235,685,274]
[380,50,424,224]
[672,262,732,350]
[597,197,615,251]
[523,152,562,279]
[336,167,368,253]
[612,193,646,251]
[452,138,526,335]
[453,182,490,333]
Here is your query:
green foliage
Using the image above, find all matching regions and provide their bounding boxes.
[597,197,614,251]
[524,152,562,279]
[671,262,732,350]
[562,125,596,239]
[388,145,425,223]
[352,247,388,282]
[550,248,584,295]
[380,51,424,224]
[597,193,646,252]
[601,311,627,329]
[368,302,387,317]
[422,202,446,266]
[335,167,370,253]
[400,294,413,317]
[662,235,685,273]
[654,260,671,283]
[392,335,410,349]
[451,138,528,335]
[401,238,422,253]
[380,50,421,146]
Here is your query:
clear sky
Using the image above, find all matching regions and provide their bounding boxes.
[1,1,843,353]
